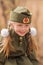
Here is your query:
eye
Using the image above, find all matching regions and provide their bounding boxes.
[18,24,22,26]
[25,24,29,26]
[10,23,13,26]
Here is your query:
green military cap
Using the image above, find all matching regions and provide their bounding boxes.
[9,6,32,24]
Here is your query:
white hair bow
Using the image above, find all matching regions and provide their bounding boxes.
[1,27,37,37]
[30,27,37,36]
[1,28,9,37]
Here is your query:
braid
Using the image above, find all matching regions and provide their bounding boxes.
[25,32,33,55]
[25,30,37,55]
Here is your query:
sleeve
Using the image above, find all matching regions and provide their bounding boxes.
[27,51,39,65]
[0,52,5,65]
[0,35,5,65]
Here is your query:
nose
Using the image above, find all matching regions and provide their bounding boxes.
[22,26,26,30]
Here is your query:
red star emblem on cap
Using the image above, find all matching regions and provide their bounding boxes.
[23,17,29,23]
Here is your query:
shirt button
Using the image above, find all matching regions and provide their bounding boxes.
[20,42,22,45]
[19,37,23,40]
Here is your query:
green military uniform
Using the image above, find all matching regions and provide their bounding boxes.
[0,32,39,65]
[0,6,39,65]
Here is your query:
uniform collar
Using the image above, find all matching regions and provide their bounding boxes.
[10,29,30,42]
[14,31,25,41]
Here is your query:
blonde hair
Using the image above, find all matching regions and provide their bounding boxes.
[0,36,16,57]
[0,26,38,57]
[26,33,38,55]
[0,24,16,57]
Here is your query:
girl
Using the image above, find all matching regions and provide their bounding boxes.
[0,7,39,65]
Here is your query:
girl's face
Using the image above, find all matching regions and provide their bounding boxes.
[10,21,30,36]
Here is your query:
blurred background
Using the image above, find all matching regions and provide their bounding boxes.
[0,0,43,64]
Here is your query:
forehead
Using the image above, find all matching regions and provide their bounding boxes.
[10,21,29,25]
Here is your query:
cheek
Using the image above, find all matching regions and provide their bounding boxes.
[14,26,20,31]
[26,27,30,31]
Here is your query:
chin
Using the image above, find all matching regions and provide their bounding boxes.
[18,33,26,36]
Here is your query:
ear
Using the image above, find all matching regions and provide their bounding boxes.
[1,28,9,37]
[30,27,37,36]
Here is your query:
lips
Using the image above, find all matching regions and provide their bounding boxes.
[18,31,25,34]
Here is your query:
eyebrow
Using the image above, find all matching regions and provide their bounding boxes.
[17,23,29,26]
[17,23,23,25]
